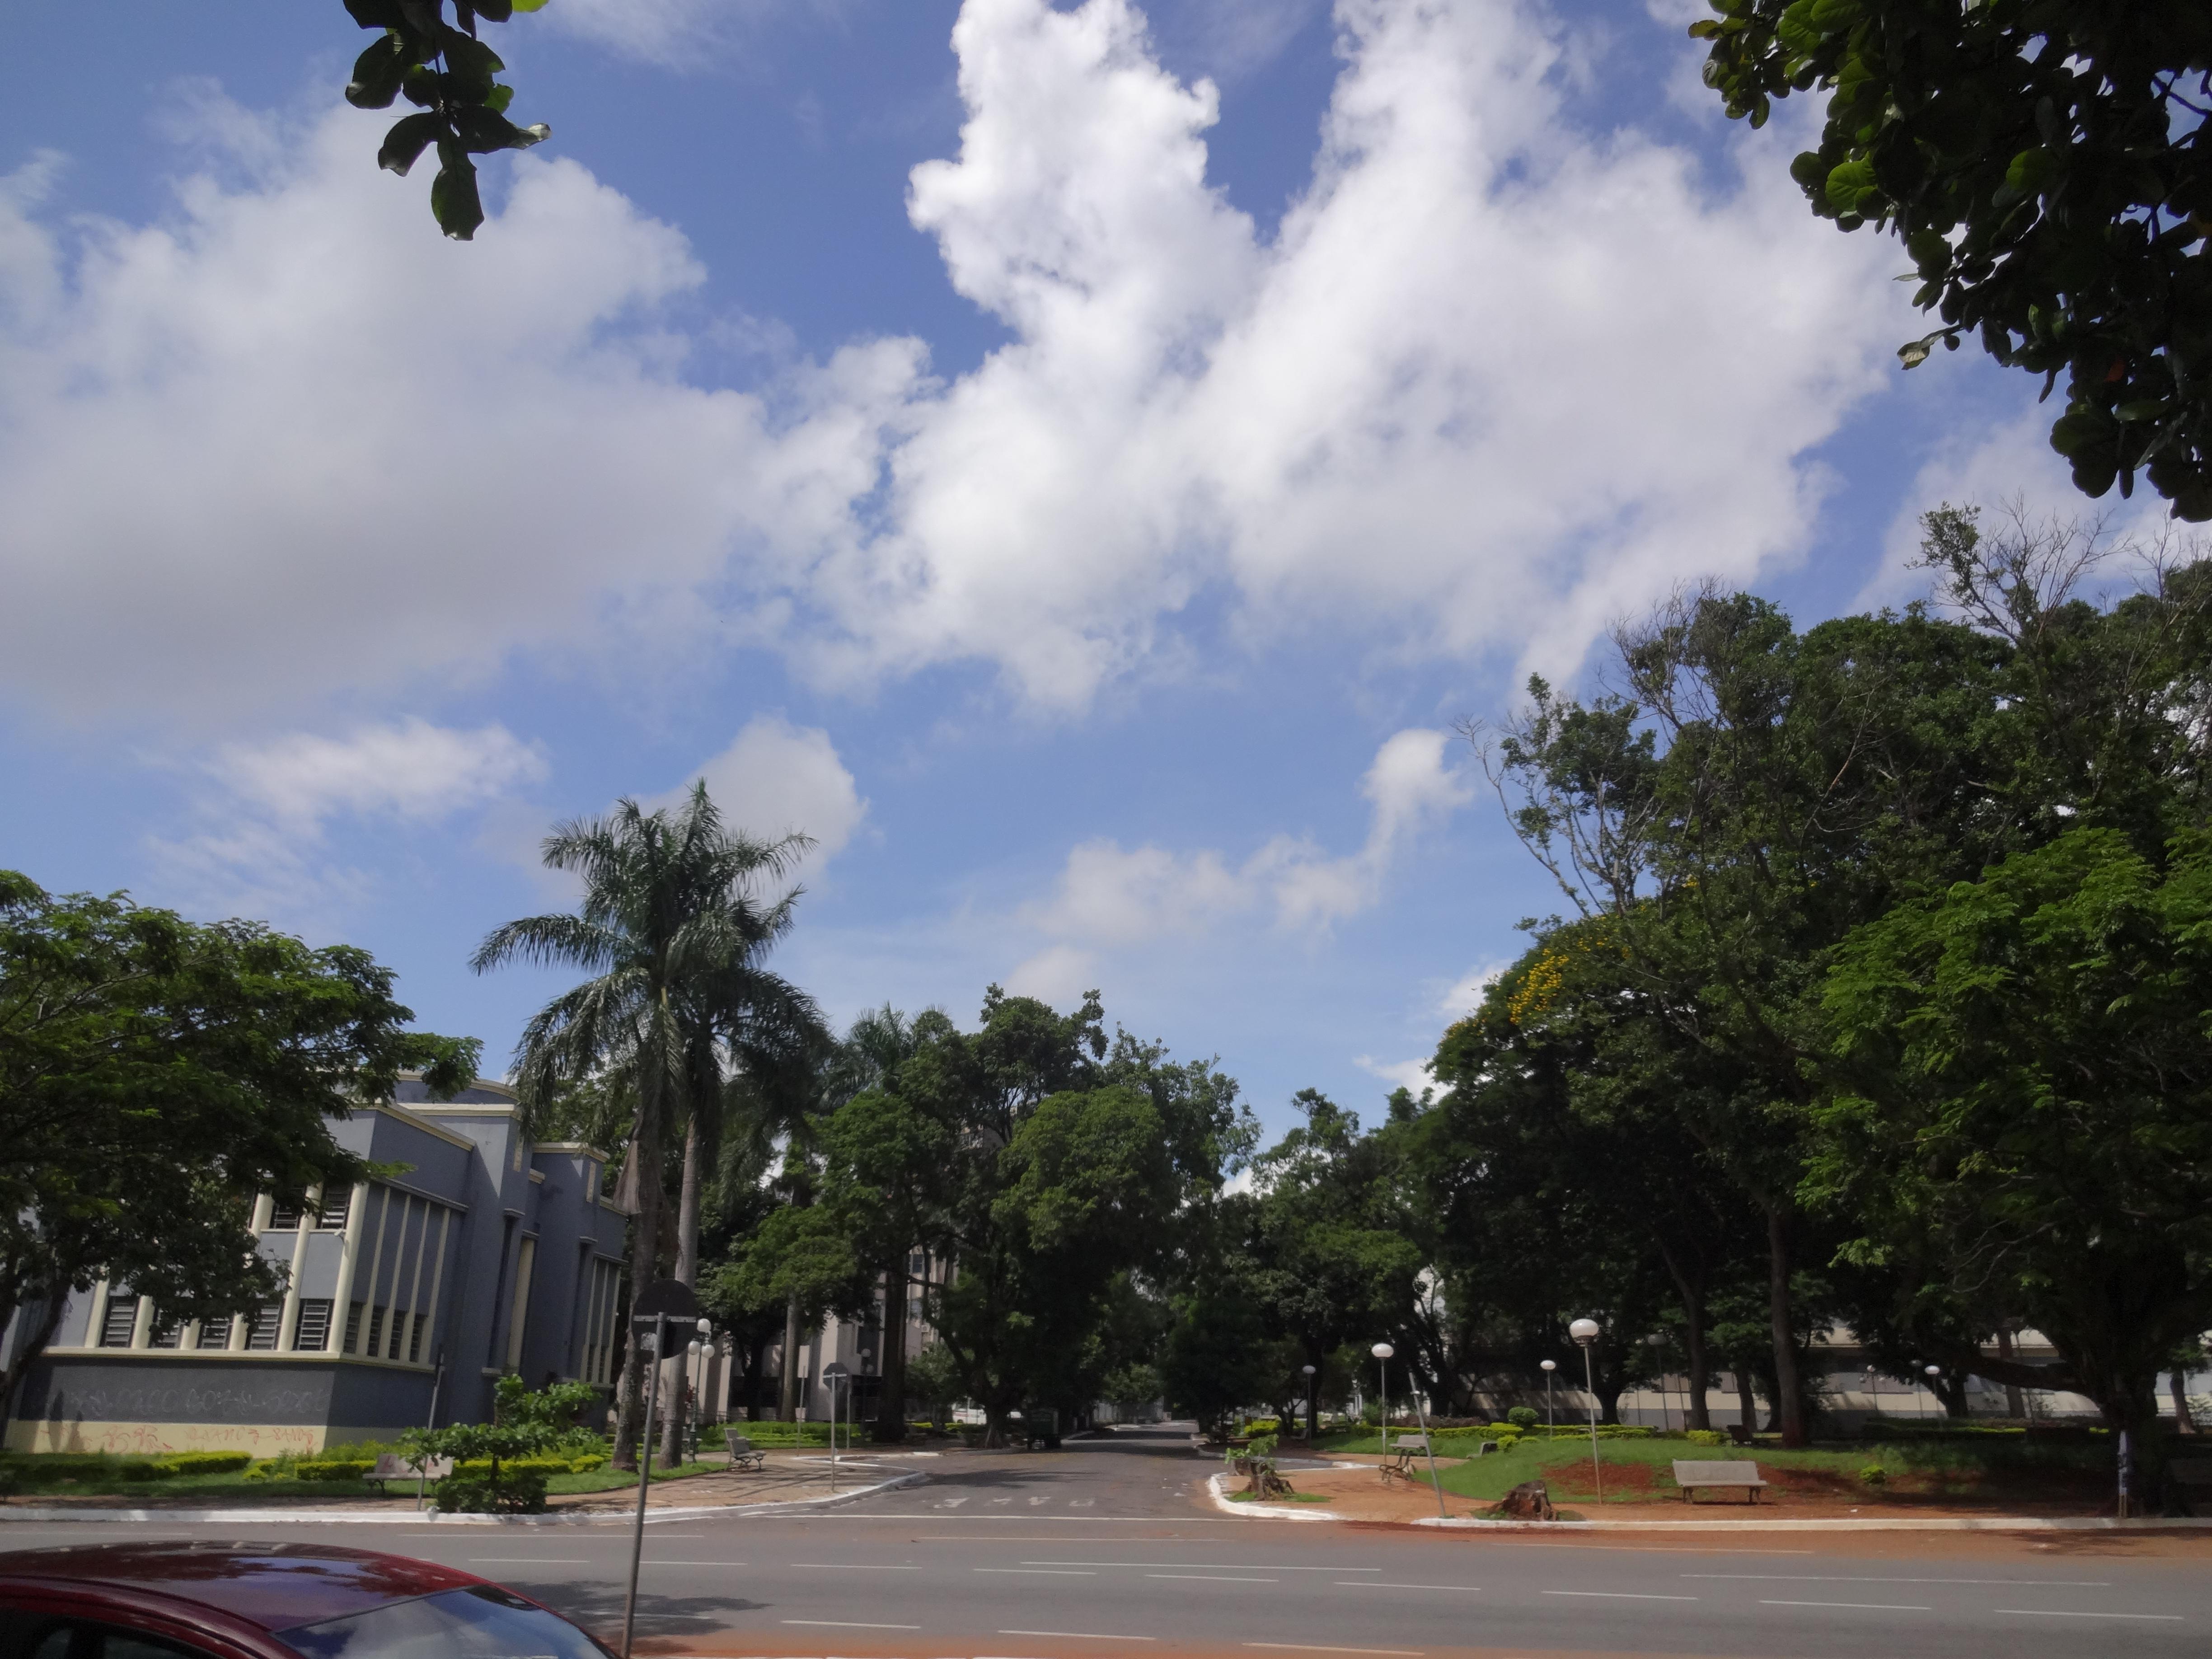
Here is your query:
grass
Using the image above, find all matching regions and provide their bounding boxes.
[0,1448,717,1503]
[1326,1433,2117,1505]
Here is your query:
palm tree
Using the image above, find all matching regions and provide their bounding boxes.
[473,783,819,1467]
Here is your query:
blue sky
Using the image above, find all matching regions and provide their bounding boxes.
[0,0,2113,1142]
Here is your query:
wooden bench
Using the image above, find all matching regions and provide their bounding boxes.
[723,1431,766,1472]
[1672,1458,1769,1504]
[364,1454,450,1495]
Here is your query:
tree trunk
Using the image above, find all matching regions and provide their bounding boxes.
[660,1112,704,1467]
[1995,1327,2028,1418]
[779,1289,801,1420]
[611,1115,665,1472]
[1305,1348,1322,1443]
[875,1259,909,1445]
[1736,1367,1758,1432]
[1655,1243,1712,1431]
[1764,1203,1807,1446]
[0,1293,68,1434]
[2173,1366,2195,1435]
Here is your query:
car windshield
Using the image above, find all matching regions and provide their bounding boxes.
[280,1584,611,1659]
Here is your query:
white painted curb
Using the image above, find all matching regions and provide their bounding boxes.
[1411,1512,2212,1532]
[0,1470,928,1527]
[1206,1472,1341,1522]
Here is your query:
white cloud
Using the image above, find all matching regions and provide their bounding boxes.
[1436,960,1505,1018]
[539,0,819,68]
[656,714,868,882]
[0,0,1906,728]
[155,719,546,919]
[1354,1053,1431,1093]
[1025,725,1470,947]
[1003,942,1101,1004]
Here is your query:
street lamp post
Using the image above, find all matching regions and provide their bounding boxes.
[1645,1333,1668,1432]
[1301,1364,1317,1443]
[1924,1363,1944,1423]
[1371,1343,1392,1460]
[1540,1359,1557,1434]
[1570,1317,1603,1505]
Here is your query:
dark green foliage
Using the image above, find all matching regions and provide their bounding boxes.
[341,0,549,239]
[433,1464,548,1513]
[1689,1,2212,518]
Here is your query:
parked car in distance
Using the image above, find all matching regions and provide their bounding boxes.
[0,1540,616,1659]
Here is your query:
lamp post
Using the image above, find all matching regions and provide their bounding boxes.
[1570,1317,1603,1504]
[1540,1359,1557,1434]
[1924,1363,1943,1423]
[1371,1343,1393,1459]
[1645,1333,1669,1433]
[1301,1364,1317,1443]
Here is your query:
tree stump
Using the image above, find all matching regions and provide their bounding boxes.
[1498,1479,1555,1520]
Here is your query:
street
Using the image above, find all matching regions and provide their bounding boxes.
[3,1425,2206,1658]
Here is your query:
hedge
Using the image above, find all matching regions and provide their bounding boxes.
[157,1451,254,1476]
[294,1459,375,1482]
[435,1466,549,1515]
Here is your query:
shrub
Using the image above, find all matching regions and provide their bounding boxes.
[115,1459,175,1482]
[567,1453,607,1473]
[1685,1429,1726,1447]
[1506,1406,1539,1430]
[294,1459,375,1482]
[434,1465,549,1515]
[1860,1464,1888,1486]
[157,1452,253,1476]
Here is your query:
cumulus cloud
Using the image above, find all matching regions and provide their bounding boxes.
[155,719,546,920]
[1436,959,1506,1018]
[1354,1053,1432,1093]
[1020,726,1470,955]
[655,714,868,883]
[0,0,1907,727]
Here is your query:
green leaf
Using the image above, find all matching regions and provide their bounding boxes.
[2004,147,2058,195]
[511,0,551,9]
[2115,401,2166,424]
[344,0,406,28]
[485,83,514,114]
[453,106,550,155]
[345,34,412,110]
[401,64,440,108]
[431,147,485,241]
[2048,408,2113,456]
[377,112,445,177]
[1825,159,1879,216]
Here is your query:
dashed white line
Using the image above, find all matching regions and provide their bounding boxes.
[1688,1575,2111,1586]
[1243,1644,1422,1656]
[788,1561,919,1569]
[977,1567,1097,1575]
[1759,1600,1933,1612]
[467,1558,590,1565]
[1542,1590,1697,1601]
[1148,1573,1278,1583]
[999,1630,1156,1643]
[1995,1610,2183,1622]
[781,1619,921,1630]
[1331,1582,1478,1592]
[1026,1561,1379,1572]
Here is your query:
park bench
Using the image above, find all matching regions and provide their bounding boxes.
[2169,1458,2212,1516]
[722,1431,765,1472]
[1726,1423,1756,1447]
[1381,1434,1429,1482]
[1671,1458,1769,1503]
[364,1453,450,1495]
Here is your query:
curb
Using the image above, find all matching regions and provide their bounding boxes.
[1207,1473,2212,1534]
[0,1469,928,1527]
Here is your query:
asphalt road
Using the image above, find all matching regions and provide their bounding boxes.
[5,1423,2207,1659]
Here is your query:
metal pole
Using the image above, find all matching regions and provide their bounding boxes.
[1410,1382,1447,1519]
[621,1312,666,1659]
[417,1351,446,1509]
[1581,1343,1603,1505]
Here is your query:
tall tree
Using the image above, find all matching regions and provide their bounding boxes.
[473,784,814,1467]
[0,873,475,1415]
[1689,1,2212,520]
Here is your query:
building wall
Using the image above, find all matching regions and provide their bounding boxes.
[3,1079,628,1454]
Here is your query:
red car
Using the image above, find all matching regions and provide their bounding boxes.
[0,1540,616,1659]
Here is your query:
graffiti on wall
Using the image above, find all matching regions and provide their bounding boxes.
[8,1420,326,1456]
[43,1380,327,1424]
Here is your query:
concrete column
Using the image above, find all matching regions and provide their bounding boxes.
[276,1186,317,1350]
[351,1185,393,1355]
[329,1181,371,1354]
[83,1279,112,1349]
[128,1296,153,1350]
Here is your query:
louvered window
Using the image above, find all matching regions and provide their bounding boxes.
[150,1317,183,1349]
[197,1316,232,1350]
[293,1299,333,1351]
[245,1305,283,1350]
[344,1302,364,1354]
[99,1298,138,1347]
[269,1202,303,1230]
[317,1188,351,1230]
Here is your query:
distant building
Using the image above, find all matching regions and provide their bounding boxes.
[2,1077,628,1456]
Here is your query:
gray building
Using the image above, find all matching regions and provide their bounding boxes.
[3,1078,628,1457]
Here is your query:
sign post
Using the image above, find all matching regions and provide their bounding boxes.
[621,1279,703,1659]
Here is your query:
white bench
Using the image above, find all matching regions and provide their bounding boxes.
[723,1431,765,1472]
[364,1453,450,1494]
[1380,1434,1429,1481]
[1671,1458,1768,1504]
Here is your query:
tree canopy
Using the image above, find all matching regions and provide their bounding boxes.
[1691,1,2212,519]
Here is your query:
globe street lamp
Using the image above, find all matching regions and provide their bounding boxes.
[1371,1343,1393,1460]
[1540,1359,1557,1433]
[1570,1317,1603,1504]
[1645,1333,1670,1433]
[1301,1364,1317,1442]
[1924,1363,1943,1422]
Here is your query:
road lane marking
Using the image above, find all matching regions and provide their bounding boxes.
[1148,1573,1279,1583]
[1542,1591,1697,1601]
[1759,1600,1933,1612]
[467,1558,591,1564]
[1331,1583,1478,1592]
[1689,1575,2111,1586]
[1995,1610,2184,1621]
[640,1561,749,1567]
[1000,1631,1156,1643]
[1243,1644,1423,1656]
[781,1619,921,1630]
[1026,1561,1379,1571]
[789,1561,919,1569]
[978,1568,1098,1575]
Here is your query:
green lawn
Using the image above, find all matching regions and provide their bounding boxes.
[1324,1432,2114,1506]
[0,1453,719,1503]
